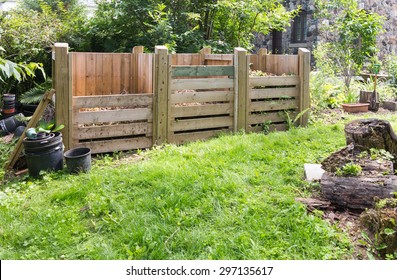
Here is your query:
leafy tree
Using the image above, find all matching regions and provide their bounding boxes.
[87,0,157,52]
[0,0,88,95]
[314,0,384,92]
[209,0,296,51]
[22,0,81,13]
[88,0,297,53]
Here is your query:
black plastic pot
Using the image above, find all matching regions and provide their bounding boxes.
[23,132,64,177]
[64,147,91,174]
[0,113,26,136]
[1,93,16,117]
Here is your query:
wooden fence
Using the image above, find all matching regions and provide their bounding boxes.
[53,43,310,154]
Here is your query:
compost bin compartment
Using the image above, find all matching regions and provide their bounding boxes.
[64,147,91,173]
[23,132,64,177]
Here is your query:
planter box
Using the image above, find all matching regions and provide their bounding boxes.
[341,103,369,113]
[383,100,397,111]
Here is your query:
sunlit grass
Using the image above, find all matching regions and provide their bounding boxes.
[2,110,396,260]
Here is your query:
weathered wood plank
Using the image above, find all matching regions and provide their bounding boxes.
[171,54,202,65]
[204,54,234,61]
[235,47,249,131]
[171,103,232,118]
[169,129,230,145]
[75,108,152,124]
[54,43,72,150]
[72,52,86,96]
[170,90,233,104]
[298,48,311,126]
[171,65,234,77]
[171,78,233,91]
[250,99,298,112]
[77,137,152,154]
[74,122,152,140]
[102,53,113,95]
[152,46,169,145]
[248,111,295,125]
[85,53,96,96]
[73,94,152,109]
[249,76,300,88]
[170,116,233,132]
[266,54,299,75]
[136,53,154,93]
[250,87,299,99]
[95,53,104,95]
[248,123,288,133]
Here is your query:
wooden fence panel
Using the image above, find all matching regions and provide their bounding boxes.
[168,63,235,145]
[71,52,153,96]
[135,53,154,93]
[247,75,300,133]
[72,93,153,154]
[54,44,310,154]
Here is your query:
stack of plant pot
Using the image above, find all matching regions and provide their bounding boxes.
[1,93,16,117]
[0,94,27,137]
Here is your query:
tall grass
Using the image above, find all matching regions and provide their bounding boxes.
[0,121,356,260]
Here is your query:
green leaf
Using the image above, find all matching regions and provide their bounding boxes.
[384,228,396,236]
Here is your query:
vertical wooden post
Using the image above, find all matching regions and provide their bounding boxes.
[54,42,72,151]
[132,46,144,54]
[234,47,249,132]
[153,46,169,145]
[258,48,267,72]
[199,47,211,65]
[298,48,310,126]
[132,46,144,93]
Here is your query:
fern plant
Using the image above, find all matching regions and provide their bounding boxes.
[19,78,52,104]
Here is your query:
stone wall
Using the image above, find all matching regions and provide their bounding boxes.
[254,0,397,61]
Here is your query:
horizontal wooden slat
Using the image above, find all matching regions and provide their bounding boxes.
[74,122,152,140]
[250,99,298,112]
[248,112,296,125]
[76,137,152,154]
[248,123,288,133]
[171,103,232,118]
[169,129,230,145]
[249,76,300,87]
[171,90,233,104]
[171,116,233,132]
[249,87,299,99]
[172,66,234,77]
[171,78,234,90]
[73,94,152,109]
[74,108,152,124]
[205,54,234,61]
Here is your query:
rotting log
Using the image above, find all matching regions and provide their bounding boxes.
[321,118,397,210]
[321,172,397,210]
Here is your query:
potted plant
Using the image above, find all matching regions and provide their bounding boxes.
[341,88,369,113]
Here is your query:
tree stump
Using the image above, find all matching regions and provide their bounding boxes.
[321,119,397,210]
[344,118,397,156]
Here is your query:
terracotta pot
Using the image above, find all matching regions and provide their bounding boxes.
[341,103,369,113]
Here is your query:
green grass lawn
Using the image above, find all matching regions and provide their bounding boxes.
[1,111,396,260]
